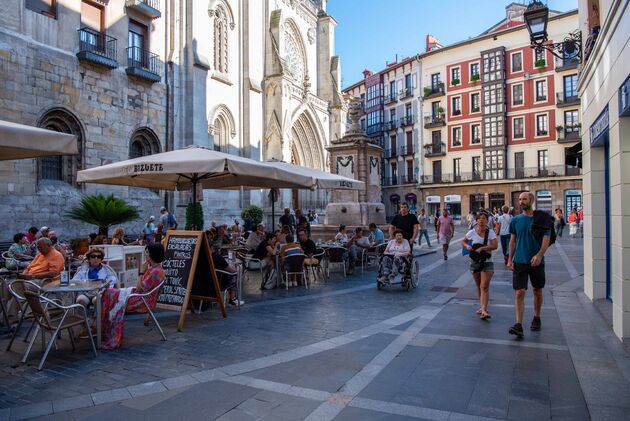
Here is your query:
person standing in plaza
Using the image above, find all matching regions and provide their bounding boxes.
[497,205,513,265]
[462,211,498,320]
[389,202,419,250]
[554,208,565,238]
[417,208,431,248]
[437,208,454,260]
[568,209,579,238]
[279,208,296,233]
[578,207,584,238]
[434,209,440,232]
[507,192,551,338]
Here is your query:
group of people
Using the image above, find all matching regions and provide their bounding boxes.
[5,226,68,271]
[142,207,178,243]
[554,206,584,238]
[278,208,316,238]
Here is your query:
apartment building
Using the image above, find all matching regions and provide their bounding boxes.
[419,4,582,220]
[343,57,422,219]
[578,0,630,341]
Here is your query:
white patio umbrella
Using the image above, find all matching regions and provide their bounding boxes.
[0,119,78,160]
[76,146,315,203]
[264,159,366,190]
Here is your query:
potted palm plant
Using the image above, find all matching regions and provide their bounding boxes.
[66,194,141,237]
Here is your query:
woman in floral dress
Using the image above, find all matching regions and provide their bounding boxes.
[99,243,165,350]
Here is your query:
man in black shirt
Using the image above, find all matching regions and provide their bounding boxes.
[279,208,296,233]
[389,203,419,249]
[207,240,243,306]
[295,208,310,237]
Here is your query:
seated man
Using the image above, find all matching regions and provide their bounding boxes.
[297,230,318,265]
[19,238,65,283]
[208,240,244,306]
[279,234,303,258]
[379,229,411,284]
[368,223,385,245]
[347,227,371,275]
[245,224,265,252]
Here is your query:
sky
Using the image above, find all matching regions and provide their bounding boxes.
[327,0,579,89]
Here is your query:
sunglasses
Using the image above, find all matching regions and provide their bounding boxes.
[88,254,104,259]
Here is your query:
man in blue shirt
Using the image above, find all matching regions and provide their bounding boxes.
[368,223,385,244]
[507,192,551,338]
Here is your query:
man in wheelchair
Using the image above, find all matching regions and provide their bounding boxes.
[378,229,411,284]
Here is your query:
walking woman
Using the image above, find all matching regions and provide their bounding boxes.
[568,210,579,238]
[462,211,498,320]
[554,208,565,238]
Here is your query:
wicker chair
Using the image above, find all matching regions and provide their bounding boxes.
[282,253,307,290]
[326,246,348,278]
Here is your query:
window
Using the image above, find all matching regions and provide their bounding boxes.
[451,96,461,115]
[482,49,503,83]
[406,161,413,181]
[535,80,547,101]
[470,93,480,112]
[483,115,504,147]
[514,152,524,178]
[360,93,365,110]
[470,63,479,79]
[406,131,413,150]
[404,74,412,92]
[130,127,161,158]
[564,74,578,98]
[26,0,56,17]
[483,82,504,114]
[513,117,524,139]
[431,101,441,117]
[390,134,397,150]
[128,20,148,67]
[471,124,481,144]
[38,109,83,185]
[512,84,523,106]
[389,81,396,100]
[391,162,397,179]
[431,73,441,90]
[432,161,442,180]
[452,127,462,146]
[81,1,103,31]
[536,114,548,136]
[360,118,365,130]
[405,103,412,118]
[538,150,548,173]
[564,110,579,133]
[535,48,545,63]
[511,52,523,72]
[453,158,461,179]
[366,84,383,108]
[431,130,441,146]
[389,109,396,122]
[472,156,481,180]
[451,67,460,83]
[366,110,383,134]
[484,150,504,180]
[214,5,229,73]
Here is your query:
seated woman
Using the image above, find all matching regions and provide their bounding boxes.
[334,224,348,244]
[111,227,140,246]
[48,232,68,259]
[6,233,34,270]
[378,229,411,284]
[97,243,165,350]
[253,233,278,290]
[74,247,119,307]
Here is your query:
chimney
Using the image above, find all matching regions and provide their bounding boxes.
[362,69,373,78]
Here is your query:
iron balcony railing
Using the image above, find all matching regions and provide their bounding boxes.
[507,165,582,179]
[423,142,446,157]
[384,120,398,131]
[424,113,446,128]
[383,148,395,159]
[77,28,118,67]
[556,92,580,107]
[384,93,397,104]
[126,0,161,18]
[424,82,445,98]
[400,115,414,127]
[126,46,161,81]
[399,144,415,156]
[399,87,413,99]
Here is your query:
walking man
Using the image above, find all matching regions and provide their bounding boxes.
[389,203,419,251]
[417,208,431,247]
[507,192,551,338]
[497,205,513,265]
[437,208,454,260]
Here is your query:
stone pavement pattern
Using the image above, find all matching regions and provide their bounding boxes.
[1,227,630,420]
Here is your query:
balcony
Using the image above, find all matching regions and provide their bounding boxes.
[76,28,118,69]
[555,56,579,72]
[126,0,161,19]
[383,176,399,186]
[126,47,161,82]
[400,115,414,127]
[507,165,582,179]
[556,92,580,108]
[366,123,384,136]
[421,172,483,184]
[424,113,446,129]
[424,142,446,158]
[423,82,445,99]
[384,93,397,104]
[384,120,398,131]
[383,149,395,159]
[399,87,413,99]
[399,144,415,156]
[400,174,417,184]
[557,129,581,143]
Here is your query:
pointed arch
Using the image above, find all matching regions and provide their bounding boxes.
[209,104,237,153]
[290,111,325,171]
[282,18,307,83]
[208,0,235,30]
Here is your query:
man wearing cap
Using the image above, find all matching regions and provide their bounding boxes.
[19,238,65,283]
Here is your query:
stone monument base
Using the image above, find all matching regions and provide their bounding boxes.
[324,202,386,227]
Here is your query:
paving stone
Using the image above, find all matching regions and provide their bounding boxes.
[8,401,52,420]
[51,394,94,413]
[91,387,132,406]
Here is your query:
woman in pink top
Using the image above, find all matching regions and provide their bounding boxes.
[378,229,411,284]
[437,208,455,260]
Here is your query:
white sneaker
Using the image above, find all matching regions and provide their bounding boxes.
[229,299,245,306]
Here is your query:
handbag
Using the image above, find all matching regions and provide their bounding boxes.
[469,228,490,263]
[462,239,473,256]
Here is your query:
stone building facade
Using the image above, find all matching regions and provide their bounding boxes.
[0,0,167,239]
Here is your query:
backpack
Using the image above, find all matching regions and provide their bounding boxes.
[531,210,556,247]
[167,212,177,229]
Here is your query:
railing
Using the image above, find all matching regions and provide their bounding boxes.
[399,87,413,99]
[556,92,580,106]
[126,46,161,79]
[384,120,397,131]
[424,82,445,98]
[383,149,395,159]
[423,113,446,128]
[383,177,398,186]
[507,165,582,179]
[399,144,415,156]
[384,93,397,104]
[400,115,414,127]
[401,174,417,184]
[139,0,160,8]
[78,28,117,64]
[424,142,446,157]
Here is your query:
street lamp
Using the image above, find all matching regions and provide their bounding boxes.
[524,0,582,62]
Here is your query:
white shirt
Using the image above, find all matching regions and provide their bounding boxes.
[465,228,497,255]
[385,239,411,256]
[497,214,513,236]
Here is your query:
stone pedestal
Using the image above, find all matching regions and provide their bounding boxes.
[325,133,385,226]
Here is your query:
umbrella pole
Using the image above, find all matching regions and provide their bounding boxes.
[271,189,275,231]
[192,177,198,230]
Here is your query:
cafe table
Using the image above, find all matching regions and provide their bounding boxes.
[42,280,106,349]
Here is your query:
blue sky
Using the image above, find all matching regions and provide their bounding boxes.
[327,0,579,89]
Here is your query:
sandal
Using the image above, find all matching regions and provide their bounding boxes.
[480,311,491,320]
[476,308,483,315]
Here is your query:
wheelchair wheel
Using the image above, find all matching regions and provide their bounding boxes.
[410,258,420,288]
[377,281,383,290]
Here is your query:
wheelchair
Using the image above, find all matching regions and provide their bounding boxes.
[376,253,420,291]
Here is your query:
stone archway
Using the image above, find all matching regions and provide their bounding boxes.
[289,111,327,212]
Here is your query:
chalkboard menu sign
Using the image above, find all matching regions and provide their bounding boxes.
[157,231,226,331]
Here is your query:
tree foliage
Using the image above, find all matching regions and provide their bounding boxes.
[65,194,140,236]
[241,205,264,226]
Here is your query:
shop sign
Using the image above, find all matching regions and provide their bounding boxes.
[444,194,461,203]
[565,189,581,196]
[405,193,417,201]
[389,194,400,202]
[426,195,441,203]
[590,105,609,147]
[620,74,630,117]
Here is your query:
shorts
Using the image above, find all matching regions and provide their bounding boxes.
[512,263,546,290]
[470,260,494,273]
[438,234,452,245]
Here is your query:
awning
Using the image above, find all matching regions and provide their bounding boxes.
[405,193,417,201]
[390,194,401,202]
[0,119,78,160]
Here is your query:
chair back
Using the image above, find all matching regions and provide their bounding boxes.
[327,247,347,263]
[283,254,305,273]
[312,248,325,261]
[23,289,55,330]
[8,279,40,301]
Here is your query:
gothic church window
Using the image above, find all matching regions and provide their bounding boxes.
[214,5,228,74]
[129,128,161,159]
[38,108,83,186]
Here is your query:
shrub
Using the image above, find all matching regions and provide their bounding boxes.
[471,73,480,82]
[185,201,204,230]
[451,78,460,86]
[65,194,140,236]
[535,58,546,69]
[241,205,264,226]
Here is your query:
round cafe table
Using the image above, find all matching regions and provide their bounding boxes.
[42,280,107,349]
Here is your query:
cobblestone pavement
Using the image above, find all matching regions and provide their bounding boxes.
[1,226,630,420]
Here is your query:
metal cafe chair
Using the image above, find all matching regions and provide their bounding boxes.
[282,253,307,290]
[326,246,348,278]
[21,289,97,370]
[363,242,388,273]
[305,248,326,283]
[215,269,241,309]
[121,280,167,342]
